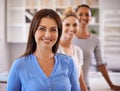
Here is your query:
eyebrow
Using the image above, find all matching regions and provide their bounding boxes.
[63,21,70,23]
[39,25,57,28]
[64,21,77,24]
[38,25,46,28]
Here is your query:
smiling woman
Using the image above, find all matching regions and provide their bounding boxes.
[6,9,81,91]
[73,4,120,91]
[35,17,58,49]
[58,7,88,91]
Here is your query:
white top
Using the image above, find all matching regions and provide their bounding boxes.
[57,44,83,77]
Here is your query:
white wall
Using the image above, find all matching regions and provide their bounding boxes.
[99,0,120,37]
[0,0,10,74]
[9,43,26,65]
[0,1,26,74]
[0,0,27,73]
[100,0,120,10]
[99,0,120,48]
[99,0,120,70]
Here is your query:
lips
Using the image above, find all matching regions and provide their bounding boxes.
[80,20,87,24]
[68,31,74,34]
[42,39,52,43]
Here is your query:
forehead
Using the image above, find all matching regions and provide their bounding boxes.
[39,17,57,27]
[77,7,91,13]
[63,16,79,23]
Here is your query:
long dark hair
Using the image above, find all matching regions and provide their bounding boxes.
[22,9,62,56]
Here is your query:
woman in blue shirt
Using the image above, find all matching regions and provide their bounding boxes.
[7,9,80,91]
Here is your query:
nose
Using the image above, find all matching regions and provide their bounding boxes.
[69,26,74,32]
[82,15,87,19]
[44,30,51,37]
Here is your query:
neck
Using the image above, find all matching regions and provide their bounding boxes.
[76,26,90,39]
[60,37,72,49]
[60,37,74,56]
[34,48,54,61]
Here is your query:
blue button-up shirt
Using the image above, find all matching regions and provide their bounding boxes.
[7,53,80,91]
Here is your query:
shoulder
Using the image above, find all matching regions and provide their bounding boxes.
[73,44,83,57]
[55,53,73,61]
[90,34,101,44]
[55,53,74,65]
[11,54,34,70]
[73,44,82,53]
[72,36,79,42]
[91,34,99,40]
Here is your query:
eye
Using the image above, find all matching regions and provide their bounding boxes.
[73,23,77,27]
[85,13,89,17]
[50,28,58,32]
[79,13,83,16]
[38,26,46,31]
[65,23,70,27]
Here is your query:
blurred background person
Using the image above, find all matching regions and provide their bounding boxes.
[73,4,120,91]
[58,7,88,91]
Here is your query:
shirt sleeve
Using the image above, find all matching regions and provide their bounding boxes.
[69,57,81,91]
[94,38,105,66]
[6,61,21,91]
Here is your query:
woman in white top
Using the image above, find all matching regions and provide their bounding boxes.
[57,7,88,91]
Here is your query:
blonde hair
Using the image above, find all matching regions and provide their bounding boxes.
[62,7,78,21]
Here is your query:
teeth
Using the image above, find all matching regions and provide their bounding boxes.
[81,21,86,23]
[67,32,73,35]
[68,32,74,34]
[42,39,51,42]
[44,40,50,41]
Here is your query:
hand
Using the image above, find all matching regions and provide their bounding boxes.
[110,84,120,91]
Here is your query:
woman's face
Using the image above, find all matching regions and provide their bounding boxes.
[76,7,92,25]
[62,16,79,39]
[35,17,58,49]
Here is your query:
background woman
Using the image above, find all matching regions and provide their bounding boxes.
[73,4,120,91]
[58,7,88,91]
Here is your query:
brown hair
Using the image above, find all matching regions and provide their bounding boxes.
[22,9,62,56]
[62,7,78,21]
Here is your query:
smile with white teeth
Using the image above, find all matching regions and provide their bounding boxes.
[42,39,52,43]
[81,20,86,23]
[67,30,74,33]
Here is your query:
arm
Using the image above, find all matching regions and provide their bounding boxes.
[6,62,21,91]
[98,64,120,90]
[69,57,81,91]
[94,37,120,90]
[80,68,88,91]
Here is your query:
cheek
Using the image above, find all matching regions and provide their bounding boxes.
[63,25,67,31]
[34,32,38,42]
[78,16,81,20]
[53,32,58,40]
[34,31,42,42]
[74,28,77,33]
[74,26,78,32]
[62,27,68,34]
